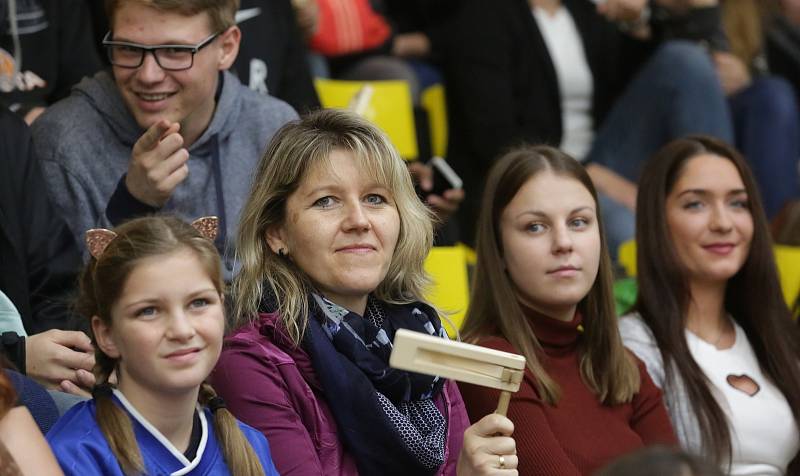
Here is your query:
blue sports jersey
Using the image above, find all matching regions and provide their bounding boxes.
[47,389,279,476]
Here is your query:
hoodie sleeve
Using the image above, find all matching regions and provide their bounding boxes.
[105,175,159,226]
[32,118,114,260]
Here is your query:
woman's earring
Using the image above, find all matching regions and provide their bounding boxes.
[278,248,286,257]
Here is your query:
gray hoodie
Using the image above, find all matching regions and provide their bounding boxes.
[33,70,297,274]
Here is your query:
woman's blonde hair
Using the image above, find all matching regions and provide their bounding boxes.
[461,145,640,405]
[233,109,434,343]
[722,0,765,66]
[77,216,265,476]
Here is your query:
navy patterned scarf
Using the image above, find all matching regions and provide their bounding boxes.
[302,294,449,476]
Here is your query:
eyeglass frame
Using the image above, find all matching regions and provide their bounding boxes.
[102,31,222,71]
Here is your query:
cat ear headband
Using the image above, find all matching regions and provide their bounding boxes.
[85,216,219,260]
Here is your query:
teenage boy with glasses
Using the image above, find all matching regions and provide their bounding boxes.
[32,0,297,282]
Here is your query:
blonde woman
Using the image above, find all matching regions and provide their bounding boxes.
[212,109,518,476]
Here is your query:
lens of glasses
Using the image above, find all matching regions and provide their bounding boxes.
[155,48,194,70]
[107,46,193,71]
[107,45,145,67]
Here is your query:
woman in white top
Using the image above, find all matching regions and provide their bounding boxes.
[619,135,800,475]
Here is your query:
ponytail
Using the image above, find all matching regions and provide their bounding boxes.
[93,380,265,476]
[93,359,144,475]
[198,383,266,476]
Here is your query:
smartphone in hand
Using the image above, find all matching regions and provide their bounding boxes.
[415,157,463,201]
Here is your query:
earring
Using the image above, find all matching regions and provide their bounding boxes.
[278,248,286,257]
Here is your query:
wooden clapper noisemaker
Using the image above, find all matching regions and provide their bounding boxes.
[389,330,526,415]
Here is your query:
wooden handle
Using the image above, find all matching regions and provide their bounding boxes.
[495,390,511,416]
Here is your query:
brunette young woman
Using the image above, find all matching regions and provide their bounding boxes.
[46,216,278,476]
[620,135,800,475]
[458,145,676,475]
[212,109,517,476]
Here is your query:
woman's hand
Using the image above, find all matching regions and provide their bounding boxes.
[654,0,718,9]
[457,413,518,475]
[407,161,465,225]
[292,0,320,37]
[392,32,431,58]
[585,163,638,211]
[713,52,752,96]
[597,0,648,23]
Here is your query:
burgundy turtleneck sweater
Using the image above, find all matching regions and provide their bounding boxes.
[458,309,676,475]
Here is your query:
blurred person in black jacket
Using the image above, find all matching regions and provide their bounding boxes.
[0,0,102,123]
[0,109,94,397]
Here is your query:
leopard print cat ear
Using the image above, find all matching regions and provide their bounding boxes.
[85,229,118,259]
[191,216,219,242]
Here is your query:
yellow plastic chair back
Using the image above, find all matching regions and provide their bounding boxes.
[424,246,470,338]
[456,242,476,267]
[420,84,448,158]
[775,245,800,306]
[617,240,800,306]
[618,240,637,278]
[314,78,418,160]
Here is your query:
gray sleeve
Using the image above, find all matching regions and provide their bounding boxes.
[619,315,667,389]
[33,132,112,258]
[279,99,300,122]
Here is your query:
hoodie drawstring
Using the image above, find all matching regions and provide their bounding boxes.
[210,134,228,257]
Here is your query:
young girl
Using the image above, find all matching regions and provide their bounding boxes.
[46,216,279,476]
[620,136,800,474]
[458,145,676,475]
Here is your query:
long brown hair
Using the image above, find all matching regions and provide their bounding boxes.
[77,216,265,476]
[722,0,765,66]
[461,145,640,405]
[721,0,785,67]
[634,135,800,464]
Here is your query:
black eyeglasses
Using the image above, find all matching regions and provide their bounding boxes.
[102,31,220,71]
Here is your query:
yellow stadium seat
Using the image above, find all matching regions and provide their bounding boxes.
[314,78,418,160]
[618,240,637,278]
[456,242,476,267]
[617,240,800,306]
[424,246,470,338]
[775,245,800,306]
[420,84,448,159]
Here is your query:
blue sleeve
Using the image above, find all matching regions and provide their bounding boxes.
[48,428,125,476]
[52,444,123,476]
[239,421,281,476]
[46,403,125,476]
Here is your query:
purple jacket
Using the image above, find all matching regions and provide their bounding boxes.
[211,312,470,476]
